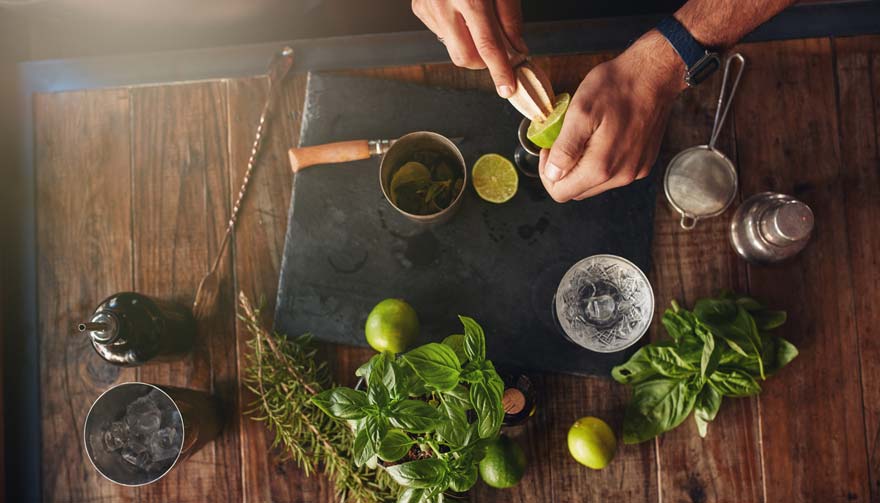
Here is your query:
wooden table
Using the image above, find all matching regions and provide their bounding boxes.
[33,35,880,502]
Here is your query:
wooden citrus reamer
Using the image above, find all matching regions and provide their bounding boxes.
[506,50,556,123]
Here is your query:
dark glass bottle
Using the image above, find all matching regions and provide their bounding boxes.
[79,292,195,366]
[500,372,537,427]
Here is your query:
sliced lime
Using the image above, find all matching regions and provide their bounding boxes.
[527,93,570,149]
[472,153,519,204]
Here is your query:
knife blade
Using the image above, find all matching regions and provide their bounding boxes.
[289,136,464,173]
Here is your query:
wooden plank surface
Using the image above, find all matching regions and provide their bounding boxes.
[130,81,241,502]
[32,36,880,503]
[834,34,880,501]
[650,63,763,503]
[35,89,136,503]
[734,38,871,501]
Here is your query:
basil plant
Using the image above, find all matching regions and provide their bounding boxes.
[313,316,505,503]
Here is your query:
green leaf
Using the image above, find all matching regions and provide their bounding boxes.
[612,346,657,384]
[442,385,472,410]
[311,388,369,420]
[622,377,701,444]
[436,400,470,449]
[403,343,461,392]
[709,368,761,397]
[398,487,426,503]
[363,414,388,449]
[661,307,698,344]
[694,385,722,438]
[694,298,738,326]
[378,429,415,462]
[353,426,376,467]
[459,316,487,362]
[735,296,764,312]
[752,309,787,331]
[470,380,503,439]
[699,306,764,378]
[441,334,468,365]
[648,346,698,378]
[384,458,447,488]
[368,379,390,408]
[773,336,798,369]
[447,461,478,492]
[389,400,441,433]
[700,332,723,378]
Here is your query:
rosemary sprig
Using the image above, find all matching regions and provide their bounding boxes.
[238,292,399,503]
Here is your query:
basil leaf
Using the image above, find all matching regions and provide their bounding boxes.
[378,429,414,462]
[390,400,441,433]
[694,298,737,326]
[442,385,472,410]
[311,388,369,420]
[397,487,426,503]
[647,346,698,378]
[734,296,764,312]
[363,414,388,449]
[470,381,503,439]
[661,307,698,344]
[436,400,469,449]
[694,385,722,438]
[700,306,764,378]
[752,309,787,331]
[709,368,761,397]
[368,379,390,409]
[612,346,657,384]
[773,336,798,370]
[447,462,478,493]
[441,334,467,365]
[384,458,447,488]
[700,331,722,378]
[353,426,376,467]
[622,377,700,444]
[403,343,461,392]
[459,316,486,362]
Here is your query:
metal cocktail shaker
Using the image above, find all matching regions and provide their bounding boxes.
[730,192,814,264]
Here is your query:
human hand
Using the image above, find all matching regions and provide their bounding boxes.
[539,31,687,202]
[411,0,527,98]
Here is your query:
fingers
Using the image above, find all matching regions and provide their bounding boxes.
[540,101,598,187]
[459,1,517,97]
[495,0,527,54]
[442,13,484,69]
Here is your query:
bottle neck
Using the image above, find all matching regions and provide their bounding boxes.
[79,312,120,343]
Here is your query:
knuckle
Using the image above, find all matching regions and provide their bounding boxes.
[619,170,638,186]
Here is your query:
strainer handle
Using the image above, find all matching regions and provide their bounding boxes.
[709,53,745,150]
[680,214,698,230]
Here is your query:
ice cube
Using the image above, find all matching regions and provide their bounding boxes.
[102,421,129,452]
[125,395,161,435]
[148,426,181,462]
[120,440,152,470]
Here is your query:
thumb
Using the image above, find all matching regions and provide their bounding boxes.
[543,114,594,183]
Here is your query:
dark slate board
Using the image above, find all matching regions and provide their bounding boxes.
[274,73,658,376]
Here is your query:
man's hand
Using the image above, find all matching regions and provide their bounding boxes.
[540,31,687,202]
[411,0,528,98]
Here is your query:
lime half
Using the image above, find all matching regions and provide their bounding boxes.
[527,93,570,149]
[472,154,519,204]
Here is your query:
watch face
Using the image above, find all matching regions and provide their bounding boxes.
[686,53,721,86]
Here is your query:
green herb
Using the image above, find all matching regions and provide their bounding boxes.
[389,155,463,216]
[312,316,505,503]
[239,293,398,503]
[612,292,798,444]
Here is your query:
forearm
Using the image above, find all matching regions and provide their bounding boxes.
[675,0,797,49]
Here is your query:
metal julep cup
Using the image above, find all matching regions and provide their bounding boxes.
[84,382,223,486]
[379,131,467,225]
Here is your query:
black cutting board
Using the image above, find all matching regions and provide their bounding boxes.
[274,73,658,376]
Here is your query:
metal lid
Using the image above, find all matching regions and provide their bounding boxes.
[664,146,738,229]
[760,200,814,245]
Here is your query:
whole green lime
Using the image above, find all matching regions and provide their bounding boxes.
[364,298,419,354]
[567,416,617,469]
[479,435,527,489]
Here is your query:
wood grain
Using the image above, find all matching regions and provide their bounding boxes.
[35,89,136,503]
[649,65,763,503]
[833,34,880,501]
[131,82,242,502]
[734,38,870,501]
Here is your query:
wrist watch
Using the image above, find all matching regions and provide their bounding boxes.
[656,16,721,87]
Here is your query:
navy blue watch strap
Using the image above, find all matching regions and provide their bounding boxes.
[657,16,720,86]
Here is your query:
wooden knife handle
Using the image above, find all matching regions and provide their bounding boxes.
[289,139,371,173]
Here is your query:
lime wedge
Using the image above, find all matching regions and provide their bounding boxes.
[527,93,570,149]
[472,153,518,204]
